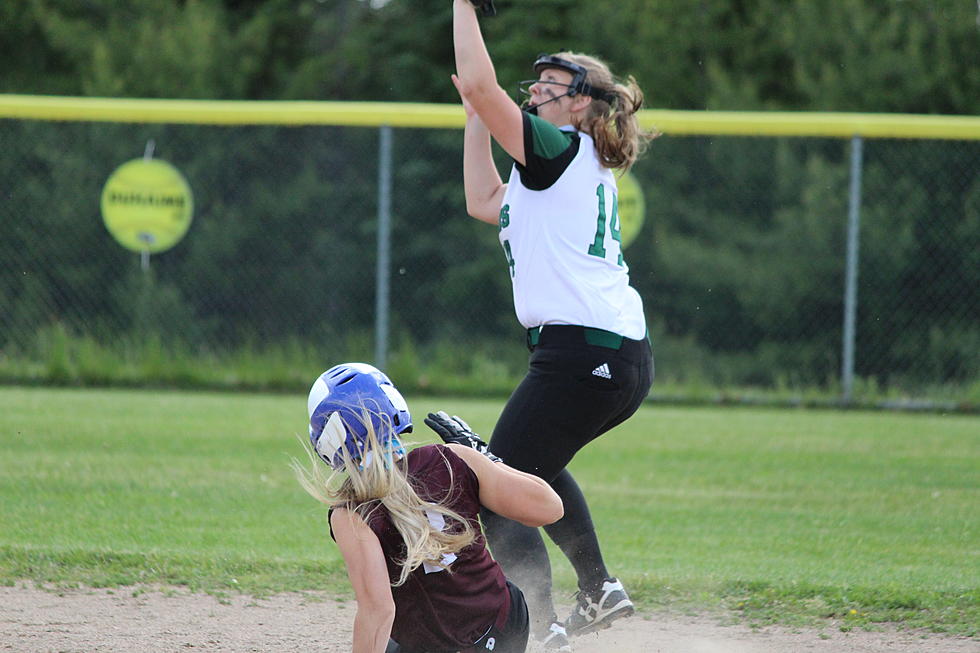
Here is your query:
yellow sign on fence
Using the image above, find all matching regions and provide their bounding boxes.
[100,158,193,253]
[618,171,646,249]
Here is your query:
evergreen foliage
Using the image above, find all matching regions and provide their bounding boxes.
[1,1,977,400]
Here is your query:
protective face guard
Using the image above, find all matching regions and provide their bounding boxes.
[518,54,617,113]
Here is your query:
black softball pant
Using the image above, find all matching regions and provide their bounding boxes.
[385,581,529,653]
[482,325,654,629]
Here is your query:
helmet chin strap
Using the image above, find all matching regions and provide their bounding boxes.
[524,90,574,116]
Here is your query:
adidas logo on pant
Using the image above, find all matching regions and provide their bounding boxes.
[591,363,612,379]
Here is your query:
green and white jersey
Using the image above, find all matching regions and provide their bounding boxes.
[498,112,646,339]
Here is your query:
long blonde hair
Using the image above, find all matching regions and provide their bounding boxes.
[293,409,476,587]
[558,51,658,172]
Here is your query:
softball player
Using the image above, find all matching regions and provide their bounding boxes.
[297,363,563,653]
[451,1,656,649]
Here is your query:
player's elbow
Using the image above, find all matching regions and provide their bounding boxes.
[459,79,504,118]
[464,196,501,225]
[464,197,481,218]
[358,594,396,628]
[520,491,564,528]
[465,202,496,224]
[455,76,490,104]
[540,493,565,525]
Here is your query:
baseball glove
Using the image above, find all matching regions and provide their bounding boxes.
[424,411,503,462]
[468,0,496,17]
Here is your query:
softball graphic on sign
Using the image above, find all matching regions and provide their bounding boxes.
[617,171,645,249]
[101,158,193,254]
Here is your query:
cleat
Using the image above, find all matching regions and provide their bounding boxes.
[565,577,635,636]
[536,620,572,651]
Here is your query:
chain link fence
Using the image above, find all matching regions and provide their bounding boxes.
[1,102,978,408]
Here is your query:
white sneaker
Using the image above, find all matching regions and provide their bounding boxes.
[537,620,572,651]
[565,577,635,636]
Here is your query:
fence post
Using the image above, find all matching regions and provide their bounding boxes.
[141,139,155,272]
[375,125,392,371]
[841,135,863,404]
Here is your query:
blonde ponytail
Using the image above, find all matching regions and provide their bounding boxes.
[558,52,658,172]
[293,411,476,586]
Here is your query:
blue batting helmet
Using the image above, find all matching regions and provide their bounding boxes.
[307,363,411,470]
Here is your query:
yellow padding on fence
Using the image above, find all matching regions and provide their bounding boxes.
[1,94,979,140]
[0,95,463,129]
[640,110,980,140]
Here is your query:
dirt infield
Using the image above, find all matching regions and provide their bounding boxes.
[1,584,977,653]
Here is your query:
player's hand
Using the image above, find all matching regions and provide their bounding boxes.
[451,75,479,119]
[424,411,502,462]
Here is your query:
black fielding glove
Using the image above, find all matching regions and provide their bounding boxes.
[424,411,503,462]
[468,0,496,16]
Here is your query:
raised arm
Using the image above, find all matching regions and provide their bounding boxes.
[452,74,506,224]
[452,0,524,164]
[330,508,395,653]
[446,443,564,527]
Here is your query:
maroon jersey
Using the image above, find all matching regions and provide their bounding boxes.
[331,444,510,652]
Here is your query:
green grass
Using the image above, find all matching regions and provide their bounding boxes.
[0,386,977,636]
[3,324,977,409]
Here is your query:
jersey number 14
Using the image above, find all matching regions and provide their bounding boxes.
[587,183,624,266]
[499,183,624,277]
